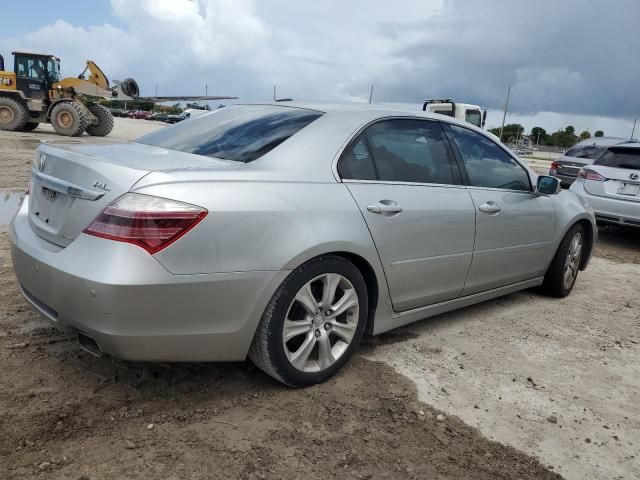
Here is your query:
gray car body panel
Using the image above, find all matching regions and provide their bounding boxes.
[10,103,596,362]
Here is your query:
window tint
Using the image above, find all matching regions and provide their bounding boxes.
[565,145,607,160]
[338,137,377,180]
[364,119,454,184]
[136,106,323,163]
[595,148,640,169]
[449,124,531,191]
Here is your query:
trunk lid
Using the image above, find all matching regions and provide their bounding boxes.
[556,158,589,177]
[583,165,640,202]
[29,142,235,247]
[583,147,640,202]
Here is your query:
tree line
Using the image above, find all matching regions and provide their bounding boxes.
[488,124,605,148]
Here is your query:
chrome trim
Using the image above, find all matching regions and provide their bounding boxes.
[342,178,467,189]
[31,168,105,201]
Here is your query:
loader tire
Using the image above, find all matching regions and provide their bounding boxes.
[0,97,28,131]
[120,78,140,98]
[86,104,114,137]
[51,102,90,137]
[23,122,39,132]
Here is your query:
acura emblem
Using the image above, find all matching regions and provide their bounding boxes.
[37,154,46,172]
[630,173,639,181]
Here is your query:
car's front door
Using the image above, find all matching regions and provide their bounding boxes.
[339,118,476,312]
[444,123,556,295]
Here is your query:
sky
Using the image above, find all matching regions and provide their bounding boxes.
[2,0,638,138]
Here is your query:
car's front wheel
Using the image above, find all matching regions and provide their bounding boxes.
[249,255,368,387]
[542,223,585,298]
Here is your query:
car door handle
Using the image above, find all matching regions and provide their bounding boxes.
[367,200,403,216]
[478,201,501,214]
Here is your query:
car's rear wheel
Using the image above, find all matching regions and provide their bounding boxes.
[249,255,368,387]
[541,223,584,298]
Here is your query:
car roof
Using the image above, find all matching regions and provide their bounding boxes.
[234,101,481,131]
[573,136,633,147]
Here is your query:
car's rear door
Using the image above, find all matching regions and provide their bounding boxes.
[443,123,556,295]
[339,118,476,312]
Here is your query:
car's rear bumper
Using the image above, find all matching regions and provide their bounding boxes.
[9,197,289,361]
[549,170,578,186]
[570,182,640,228]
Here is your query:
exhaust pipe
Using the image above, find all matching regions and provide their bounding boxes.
[77,332,102,357]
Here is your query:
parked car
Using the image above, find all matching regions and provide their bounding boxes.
[128,110,152,119]
[570,143,640,228]
[549,137,633,187]
[165,114,184,124]
[108,108,128,118]
[10,104,596,387]
[147,113,169,122]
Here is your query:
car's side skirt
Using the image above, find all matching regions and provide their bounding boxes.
[371,277,544,335]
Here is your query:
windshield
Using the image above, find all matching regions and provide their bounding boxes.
[137,105,323,163]
[565,145,607,160]
[594,148,640,170]
[465,109,482,127]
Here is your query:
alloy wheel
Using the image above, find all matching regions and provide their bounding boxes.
[283,273,360,373]
[563,232,582,290]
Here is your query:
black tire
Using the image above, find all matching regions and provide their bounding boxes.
[541,223,585,298]
[50,102,90,137]
[120,78,140,98]
[22,122,39,132]
[86,104,114,137]
[0,97,28,131]
[249,255,369,387]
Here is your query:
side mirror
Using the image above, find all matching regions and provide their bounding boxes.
[536,175,561,195]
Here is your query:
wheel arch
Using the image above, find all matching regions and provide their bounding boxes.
[282,246,387,336]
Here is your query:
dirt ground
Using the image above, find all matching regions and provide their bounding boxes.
[1,120,639,479]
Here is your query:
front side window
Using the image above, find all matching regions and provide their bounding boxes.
[362,119,454,184]
[137,105,323,163]
[448,124,531,191]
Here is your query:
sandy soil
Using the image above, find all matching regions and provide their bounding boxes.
[1,119,638,479]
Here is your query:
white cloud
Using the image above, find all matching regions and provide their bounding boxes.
[2,0,638,136]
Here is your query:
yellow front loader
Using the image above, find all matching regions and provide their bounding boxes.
[0,51,139,136]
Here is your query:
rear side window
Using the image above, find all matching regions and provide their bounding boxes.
[565,145,607,160]
[365,119,454,184]
[136,106,323,163]
[448,124,531,191]
[595,148,640,169]
[339,137,377,180]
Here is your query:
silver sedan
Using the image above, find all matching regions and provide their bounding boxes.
[10,103,596,386]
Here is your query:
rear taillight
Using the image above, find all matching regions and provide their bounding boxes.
[84,193,207,254]
[577,168,606,181]
[550,161,559,170]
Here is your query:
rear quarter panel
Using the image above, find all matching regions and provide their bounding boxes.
[549,189,597,269]
[133,180,390,307]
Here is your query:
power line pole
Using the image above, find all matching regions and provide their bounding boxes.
[273,84,276,102]
[632,118,637,140]
[368,85,374,104]
[499,84,511,142]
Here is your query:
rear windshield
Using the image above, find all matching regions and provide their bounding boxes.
[564,145,607,160]
[136,106,323,163]
[594,147,640,169]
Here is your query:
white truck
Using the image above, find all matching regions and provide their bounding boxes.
[422,98,487,129]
